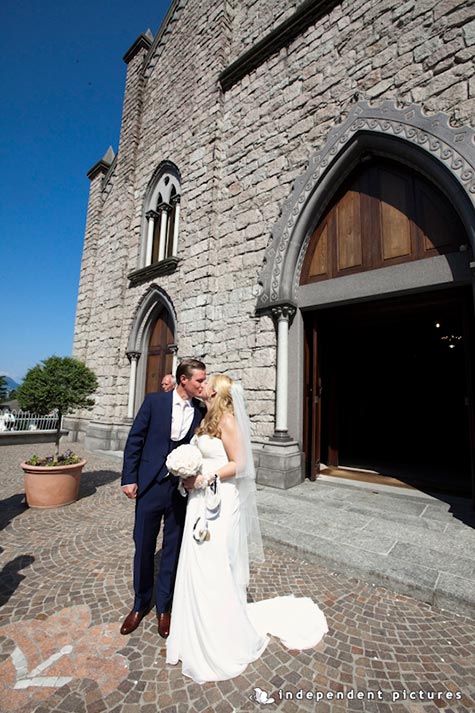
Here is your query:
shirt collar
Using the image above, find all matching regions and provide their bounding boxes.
[173,388,192,408]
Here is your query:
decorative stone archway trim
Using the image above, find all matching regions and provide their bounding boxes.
[126,285,177,416]
[127,284,177,354]
[256,100,475,314]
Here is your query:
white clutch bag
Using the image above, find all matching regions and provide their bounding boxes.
[205,476,221,519]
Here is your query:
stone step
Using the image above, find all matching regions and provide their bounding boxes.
[257,479,475,620]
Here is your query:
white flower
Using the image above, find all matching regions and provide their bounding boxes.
[166,444,202,479]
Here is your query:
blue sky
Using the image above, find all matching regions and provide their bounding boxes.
[0,0,172,383]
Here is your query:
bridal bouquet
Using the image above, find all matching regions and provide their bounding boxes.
[166,444,203,497]
[166,443,221,543]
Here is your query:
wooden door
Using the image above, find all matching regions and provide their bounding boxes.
[300,159,467,286]
[302,158,472,489]
[304,316,322,479]
[145,311,174,394]
[304,311,339,477]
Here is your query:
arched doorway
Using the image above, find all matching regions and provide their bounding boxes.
[256,101,475,493]
[145,309,175,394]
[301,158,474,495]
[126,286,177,416]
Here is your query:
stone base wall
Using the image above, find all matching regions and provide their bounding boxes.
[64,417,131,453]
[0,431,68,448]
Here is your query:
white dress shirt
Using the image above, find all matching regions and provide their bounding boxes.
[170,389,194,441]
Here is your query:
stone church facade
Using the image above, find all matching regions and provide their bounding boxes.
[72,0,475,495]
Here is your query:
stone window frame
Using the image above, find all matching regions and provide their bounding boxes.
[128,161,181,286]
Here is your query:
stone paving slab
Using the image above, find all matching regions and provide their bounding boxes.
[1,442,475,712]
[388,543,475,580]
[257,477,475,620]
[261,523,440,605]
[263,502,374,532]
[361,520,475,557]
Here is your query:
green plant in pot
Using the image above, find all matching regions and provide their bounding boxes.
[18,356,98,508]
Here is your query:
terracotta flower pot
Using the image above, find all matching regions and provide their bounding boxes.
[21,459,87,509]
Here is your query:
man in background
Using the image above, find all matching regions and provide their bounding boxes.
[161,374,175,391]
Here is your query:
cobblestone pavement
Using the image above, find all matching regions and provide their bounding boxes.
[1,442,474,713]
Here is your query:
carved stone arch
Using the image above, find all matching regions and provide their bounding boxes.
[127,284,177,355]
[256,101,475,313]
[144,160,181,208]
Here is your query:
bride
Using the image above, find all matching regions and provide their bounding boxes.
[166,374,328,683]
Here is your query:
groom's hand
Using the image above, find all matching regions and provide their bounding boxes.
[122,484,138,499]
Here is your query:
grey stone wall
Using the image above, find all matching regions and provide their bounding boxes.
[73,0,475,444]
[229,0,306,57]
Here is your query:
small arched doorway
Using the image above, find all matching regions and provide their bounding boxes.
[301,158,474,495]
[145,309,175,395]
[126,286,177,415]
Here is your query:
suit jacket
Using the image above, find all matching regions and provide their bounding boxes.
[121,391,204,495]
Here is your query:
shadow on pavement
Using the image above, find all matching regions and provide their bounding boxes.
[79,470,122,500]
[0,554,35,607]
[0,493,28,531]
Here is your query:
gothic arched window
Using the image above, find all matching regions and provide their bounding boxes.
[143,162,181,267]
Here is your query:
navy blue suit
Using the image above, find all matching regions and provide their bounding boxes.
[122,390,204,612]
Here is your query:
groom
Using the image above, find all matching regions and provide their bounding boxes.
[120,358,206,637]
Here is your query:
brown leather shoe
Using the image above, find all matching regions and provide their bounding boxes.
[120,607,149,635]
[157,611,171,638]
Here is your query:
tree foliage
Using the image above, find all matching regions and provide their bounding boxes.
[17,356,98,455]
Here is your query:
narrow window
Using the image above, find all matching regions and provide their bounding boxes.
[144,164,181,266]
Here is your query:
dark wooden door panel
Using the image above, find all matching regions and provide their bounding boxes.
[379,167,413,262]
[145,311,174,394]
[336,189,362,271]
[308,223,328,279]
[301,159,467,285]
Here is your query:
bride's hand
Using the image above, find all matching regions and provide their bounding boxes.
[183,475,201,491]
[183,474,209,491]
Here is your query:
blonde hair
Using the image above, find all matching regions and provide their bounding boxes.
[196,374,234,438]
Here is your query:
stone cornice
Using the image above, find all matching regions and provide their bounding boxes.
[123,31,153,65]
[87,158,112,181]
[219,0,342,92]
[127,257,179,286]
[87,146,115,182]
[143,0,184,77]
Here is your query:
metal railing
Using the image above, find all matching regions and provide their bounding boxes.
[0,408,61,433]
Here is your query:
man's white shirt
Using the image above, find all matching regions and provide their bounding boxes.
[170,389,194,441]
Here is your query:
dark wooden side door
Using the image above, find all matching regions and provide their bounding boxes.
[145,311,174,394]
[304,316,322,479]
[303,311,339,476]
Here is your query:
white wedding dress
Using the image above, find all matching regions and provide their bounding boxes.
[166,434,328,683]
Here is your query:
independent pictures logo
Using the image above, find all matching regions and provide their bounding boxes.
[249,687,463,705]
[249,688,275,705]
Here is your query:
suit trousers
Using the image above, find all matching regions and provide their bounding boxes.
[132,475,187,612]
